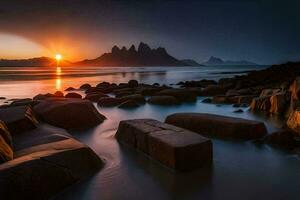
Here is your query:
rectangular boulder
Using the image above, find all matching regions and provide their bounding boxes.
[116,119,212,171]
[165,113,267,140]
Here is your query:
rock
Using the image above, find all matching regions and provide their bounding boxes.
[79,83,92,90]
[84,92,108,102]
[165,113,267,140]
[0,97,6,100]
[202,98,212,103]
[10,98,40,107]
[264,129,300,148]
[289,77,300,101]
[96,81,110,88]
[0,132,13,164]
[201,85,227,96]
[118,100,139,108]
[114,88,135,97]
[34,98,106,130]
[33,93,53,100]
[0,106,38,135]
[97,97,125,107]
[116,119,212,171]
[259,88,281,98]
[179,80,217,88]
[65,87,76,91]
[148,96,180,105]
[287,111,300,135]
[0,124,103,199]
[128,80,138,88]
[138,88,162,96]
[53,91,64,97]
[0,121,13,148]
[153,83,160,87]
[120,94,146,104]
[269,93,289,114]
[250,96,271,112]
[65,93,82,99]
[233,109,244,113]
[250,92,289,115]
[156,89,197,102]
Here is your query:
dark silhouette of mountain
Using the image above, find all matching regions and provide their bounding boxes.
[75,42,188,66]
[181,59,203,66]
[202,56,258,65]
[0,57,71,67]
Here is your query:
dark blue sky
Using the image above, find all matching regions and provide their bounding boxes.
[0,0,299,64]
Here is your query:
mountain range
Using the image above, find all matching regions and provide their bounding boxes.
[0,42,196,67]
[202,56,257,65]
[0,43,257,67]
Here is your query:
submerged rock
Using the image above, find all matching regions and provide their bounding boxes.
[116,119,212,171]
[34,98,106,130]
[165,113,267,140]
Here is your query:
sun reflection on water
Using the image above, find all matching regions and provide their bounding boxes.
[55,67,62,90]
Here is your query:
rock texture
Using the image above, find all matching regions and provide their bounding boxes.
[0,106,38,135]
[165,113,267,140]
[115,119,212,171]
[34,98,106,130]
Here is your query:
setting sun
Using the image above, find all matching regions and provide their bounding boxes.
[55,54,62,61]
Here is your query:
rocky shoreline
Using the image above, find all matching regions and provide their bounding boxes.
[1,61,300,199]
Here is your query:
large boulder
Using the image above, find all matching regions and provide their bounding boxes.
[165,113,267,140]
[0,106,38,135]
[116,119,212,171]
[34,98,106,130]
[269,93,289,114]
[148,96,180,105]
[0,126,103,199]
[156,89,197,102]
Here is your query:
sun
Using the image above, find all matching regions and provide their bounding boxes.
[55,54,62,61]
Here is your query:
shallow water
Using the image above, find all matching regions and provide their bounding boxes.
[1,65,299,200]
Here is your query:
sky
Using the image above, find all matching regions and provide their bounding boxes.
[0,0,299,64]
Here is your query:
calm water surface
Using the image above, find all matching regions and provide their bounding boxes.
[1,66,299,200]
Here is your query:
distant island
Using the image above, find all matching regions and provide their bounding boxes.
[0,42,200,67]
[202,56,258,65]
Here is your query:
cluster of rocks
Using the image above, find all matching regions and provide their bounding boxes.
[63,80,200,109]
[0,97,106,199]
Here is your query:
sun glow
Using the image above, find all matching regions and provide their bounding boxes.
[55,54,62,61]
